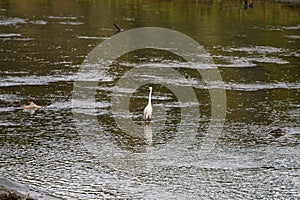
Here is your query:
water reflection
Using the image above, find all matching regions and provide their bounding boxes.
[144,123,152,146]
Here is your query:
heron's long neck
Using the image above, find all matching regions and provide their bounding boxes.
[148,89,152,105]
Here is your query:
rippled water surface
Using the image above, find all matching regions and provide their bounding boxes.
[0,0,299,199]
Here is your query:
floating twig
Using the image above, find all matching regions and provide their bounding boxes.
[113,23,122,32]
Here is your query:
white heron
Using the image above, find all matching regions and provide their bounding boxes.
[143,87,153,121]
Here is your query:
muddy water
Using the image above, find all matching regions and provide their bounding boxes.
[0,0,299,199]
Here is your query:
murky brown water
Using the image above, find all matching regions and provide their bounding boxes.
[0,0,299,199]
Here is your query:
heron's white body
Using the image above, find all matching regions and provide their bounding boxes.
[143,87,153,121]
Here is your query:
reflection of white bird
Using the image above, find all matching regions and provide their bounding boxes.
[144,123,152,146]
[143,87,153,121]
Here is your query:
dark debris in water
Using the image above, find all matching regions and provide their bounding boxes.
[269,128,286,138]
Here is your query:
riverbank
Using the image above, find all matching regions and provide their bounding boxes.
[0,185,35,200]
[0,177,59,200]
[0,177,36,200]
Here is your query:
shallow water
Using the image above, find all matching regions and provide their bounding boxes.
[0,0,299,199]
